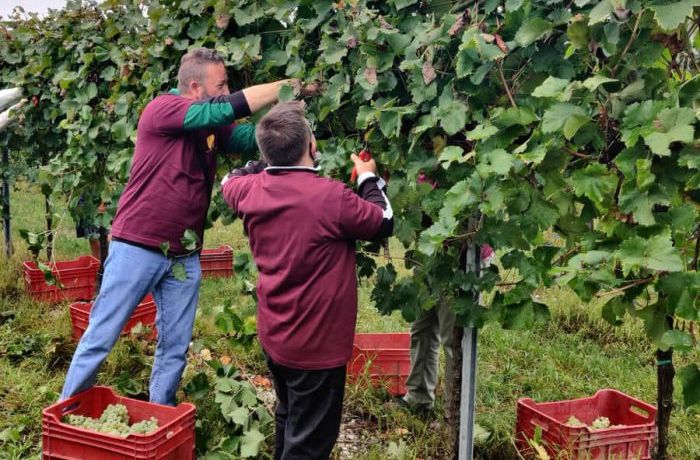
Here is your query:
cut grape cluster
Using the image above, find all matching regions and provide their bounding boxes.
[64,404,158,437]
[565,415,620,430]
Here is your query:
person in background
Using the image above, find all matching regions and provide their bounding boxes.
[60,48,317,406]
[401,243,494,416]
[221,102,394,460]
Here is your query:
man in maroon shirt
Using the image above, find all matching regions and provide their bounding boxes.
[61,48,316,405]
[222,102,393,459]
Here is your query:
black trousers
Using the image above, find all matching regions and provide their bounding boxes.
[266,354,346,460]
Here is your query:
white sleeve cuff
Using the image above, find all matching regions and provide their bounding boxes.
[357,171,376,187]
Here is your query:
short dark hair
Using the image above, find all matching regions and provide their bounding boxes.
[177,48,224,94]
[255,102,310,166]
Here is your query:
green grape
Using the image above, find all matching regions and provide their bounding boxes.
[564,415,585,428]
[591,416,611,429]
[129,417,159,435]
[63,404,159,437]
[99,404,129,425]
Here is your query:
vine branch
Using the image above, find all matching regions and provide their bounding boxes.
[595,276,655,298]
[497,60,517,109]
[612,10,643,76]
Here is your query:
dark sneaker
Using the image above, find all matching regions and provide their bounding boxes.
[393,396,434,417]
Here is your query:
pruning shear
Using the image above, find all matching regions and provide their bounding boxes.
[350,131,373,183]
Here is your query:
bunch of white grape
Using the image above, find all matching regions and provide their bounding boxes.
[64,404,159,437]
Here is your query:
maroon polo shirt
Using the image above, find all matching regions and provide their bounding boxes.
[222,168,385,369]
[111,94,236,254]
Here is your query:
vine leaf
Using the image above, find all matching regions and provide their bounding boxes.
[181,229,199,251]
[678,364,700,408]
[172,262,187,281]
[515,18,552,46]
[649,0,700,31]
[615,233,683,276]
[643,108,696,156]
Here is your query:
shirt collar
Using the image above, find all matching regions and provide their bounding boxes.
[265,165,321,173]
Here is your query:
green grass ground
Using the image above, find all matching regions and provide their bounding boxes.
[0,184,698,459]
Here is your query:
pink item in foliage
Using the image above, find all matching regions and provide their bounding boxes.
[481,244,494,262]
[417,171,438,189]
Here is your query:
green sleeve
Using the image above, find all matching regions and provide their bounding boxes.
[182,91,251,130]
[226,123,258,155]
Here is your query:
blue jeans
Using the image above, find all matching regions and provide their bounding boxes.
[61,240,201,405]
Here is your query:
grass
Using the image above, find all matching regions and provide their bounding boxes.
[0,183,699,459]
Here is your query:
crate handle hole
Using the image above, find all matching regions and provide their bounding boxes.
[61,401,80,414]
[629,405,649,418]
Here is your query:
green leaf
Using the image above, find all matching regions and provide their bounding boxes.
[499,299,551,330]
[0,425,24,443]
[517,144,548,165]
[319,40,347,65]
[588,0,613,25]
[678,146,700,169]
[493,107,537,127]
[437,93,469,135]
[602,297,627,326]
[111,118,130,143]
[477,149,514,176]
[38,262,57,286]
[438,146,466,169]
[379,110,401,138]
[657,272,700,320]
[470,62,493,85]
[678,364,700,407]
[240,428,266,457]
[227,407,250,426]
[643,107,696,156]
[649,0,700,31]
[181,229,199,251]
[567,21,589,49]
[570,163,617,210]
[668,204,698,237]
[278,84,294,102]
[393,0,419,9]
[172,262,187,281]
[582,75,618,91]
[418,214,459,256]
[615,233,683,275]
[229,35,262,64]
[618,183,669,226]
[159,241,170,257]
[183,372,210,399]
[232,4,265,26]
[660,330,693,351]
[187,17,209,40]
[563,113,589,140]
[635,158,655,190]
[542,103,588,138]
[515,18,552,47]
[466,123,499,141]
[532,77,570,98]
[356,106,376,129]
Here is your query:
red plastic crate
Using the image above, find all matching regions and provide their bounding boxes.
[70,295,157,341]
[24,256,99,304]
[516,389,657,460]
[42,386,195,459]
[347,333,410,396]
[200,245,233,278]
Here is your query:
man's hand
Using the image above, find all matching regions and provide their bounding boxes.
[291,79,323,98]
[221,160,268,187]
[350,152,376,178]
